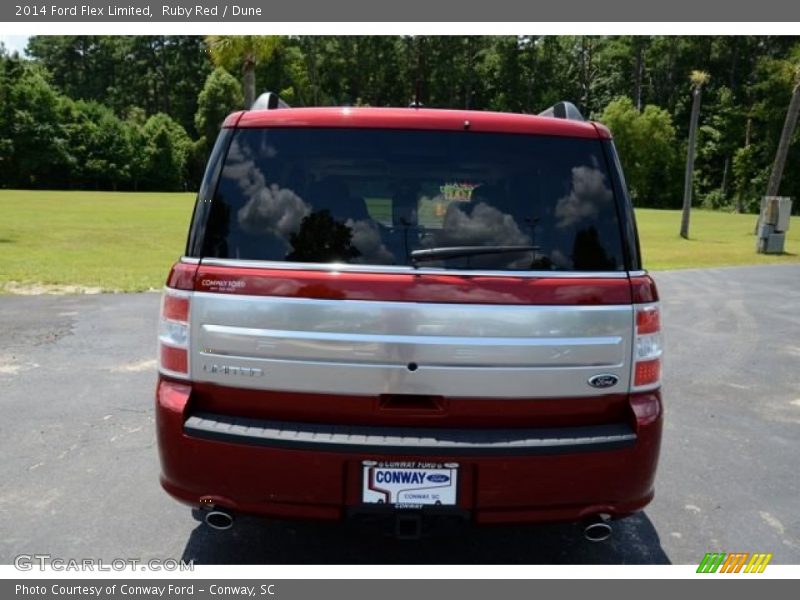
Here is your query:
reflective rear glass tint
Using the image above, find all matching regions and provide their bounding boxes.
[202,128,625,271]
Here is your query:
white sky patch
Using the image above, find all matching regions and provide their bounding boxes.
[0,35,30,56]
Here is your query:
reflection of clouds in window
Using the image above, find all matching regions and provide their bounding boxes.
[434,202,532,247]
[237,183,309,239]
[347,219,395,264]
[224,138,310,240]
[424,202,534,269]
[554,166,613,229]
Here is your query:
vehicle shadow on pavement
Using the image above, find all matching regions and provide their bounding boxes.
[180,510,670,564]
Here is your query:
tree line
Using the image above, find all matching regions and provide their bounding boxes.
[0,35,798,214]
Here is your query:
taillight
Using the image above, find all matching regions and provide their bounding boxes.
[159,287,191,379]
[636,305,660,334]
[633,301,662,390]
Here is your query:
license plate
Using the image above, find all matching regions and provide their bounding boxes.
[361,461,458,507]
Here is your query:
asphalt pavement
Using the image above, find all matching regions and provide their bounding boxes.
[0,264,798,564]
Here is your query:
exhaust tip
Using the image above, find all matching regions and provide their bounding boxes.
[204,509,234,531]
[583,516,612,542]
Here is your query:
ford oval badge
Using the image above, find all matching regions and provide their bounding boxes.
[427,474,450,484]
[588,374,619,389]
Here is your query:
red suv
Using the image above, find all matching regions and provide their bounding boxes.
[156,99,663,540]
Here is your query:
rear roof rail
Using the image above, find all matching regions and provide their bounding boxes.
[251,91,290,110]
[539,101,584,122]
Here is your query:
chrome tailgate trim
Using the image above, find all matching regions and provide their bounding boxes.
[190,293,634,398]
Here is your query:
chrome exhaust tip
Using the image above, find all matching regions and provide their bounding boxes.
[204,509,234,531]
[583,515,612,542]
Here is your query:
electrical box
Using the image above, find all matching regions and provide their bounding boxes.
[775,197,792,233]
[757,196,792,254]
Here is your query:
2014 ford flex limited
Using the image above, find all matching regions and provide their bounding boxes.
[156,100,663,539]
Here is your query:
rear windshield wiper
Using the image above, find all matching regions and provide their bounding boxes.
[409,245,539,265]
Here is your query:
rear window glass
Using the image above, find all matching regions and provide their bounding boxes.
[201,128,625,271]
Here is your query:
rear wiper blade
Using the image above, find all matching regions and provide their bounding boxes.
[409,245,539,264]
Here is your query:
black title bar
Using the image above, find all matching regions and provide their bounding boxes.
[4,0,800,22]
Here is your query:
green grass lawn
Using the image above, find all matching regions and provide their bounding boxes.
[635,207,798,270]
[0,190,195,293]
[0,190,797,293]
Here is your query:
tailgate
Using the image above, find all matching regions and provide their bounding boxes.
[188,268,633,399]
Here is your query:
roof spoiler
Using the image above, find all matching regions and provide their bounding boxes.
[538,101,584,122]
[251,92,291,110]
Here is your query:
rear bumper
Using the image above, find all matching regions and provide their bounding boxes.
[156,379,663,524]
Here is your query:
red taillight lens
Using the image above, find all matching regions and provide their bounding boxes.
[160,344,188,374]
[636,305,660,335]
[167,261,198,291]
[630,275,659,303]
[158,283,191,378]
[156,379,192,414]
[633,297,662,391]
[634,358,661,387]
[630,391,661,425]
[162,294,189,322]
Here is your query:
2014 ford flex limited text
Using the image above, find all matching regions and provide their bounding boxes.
[155,100,663,539]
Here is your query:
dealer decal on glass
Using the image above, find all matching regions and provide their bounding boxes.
[362,461,459,507]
